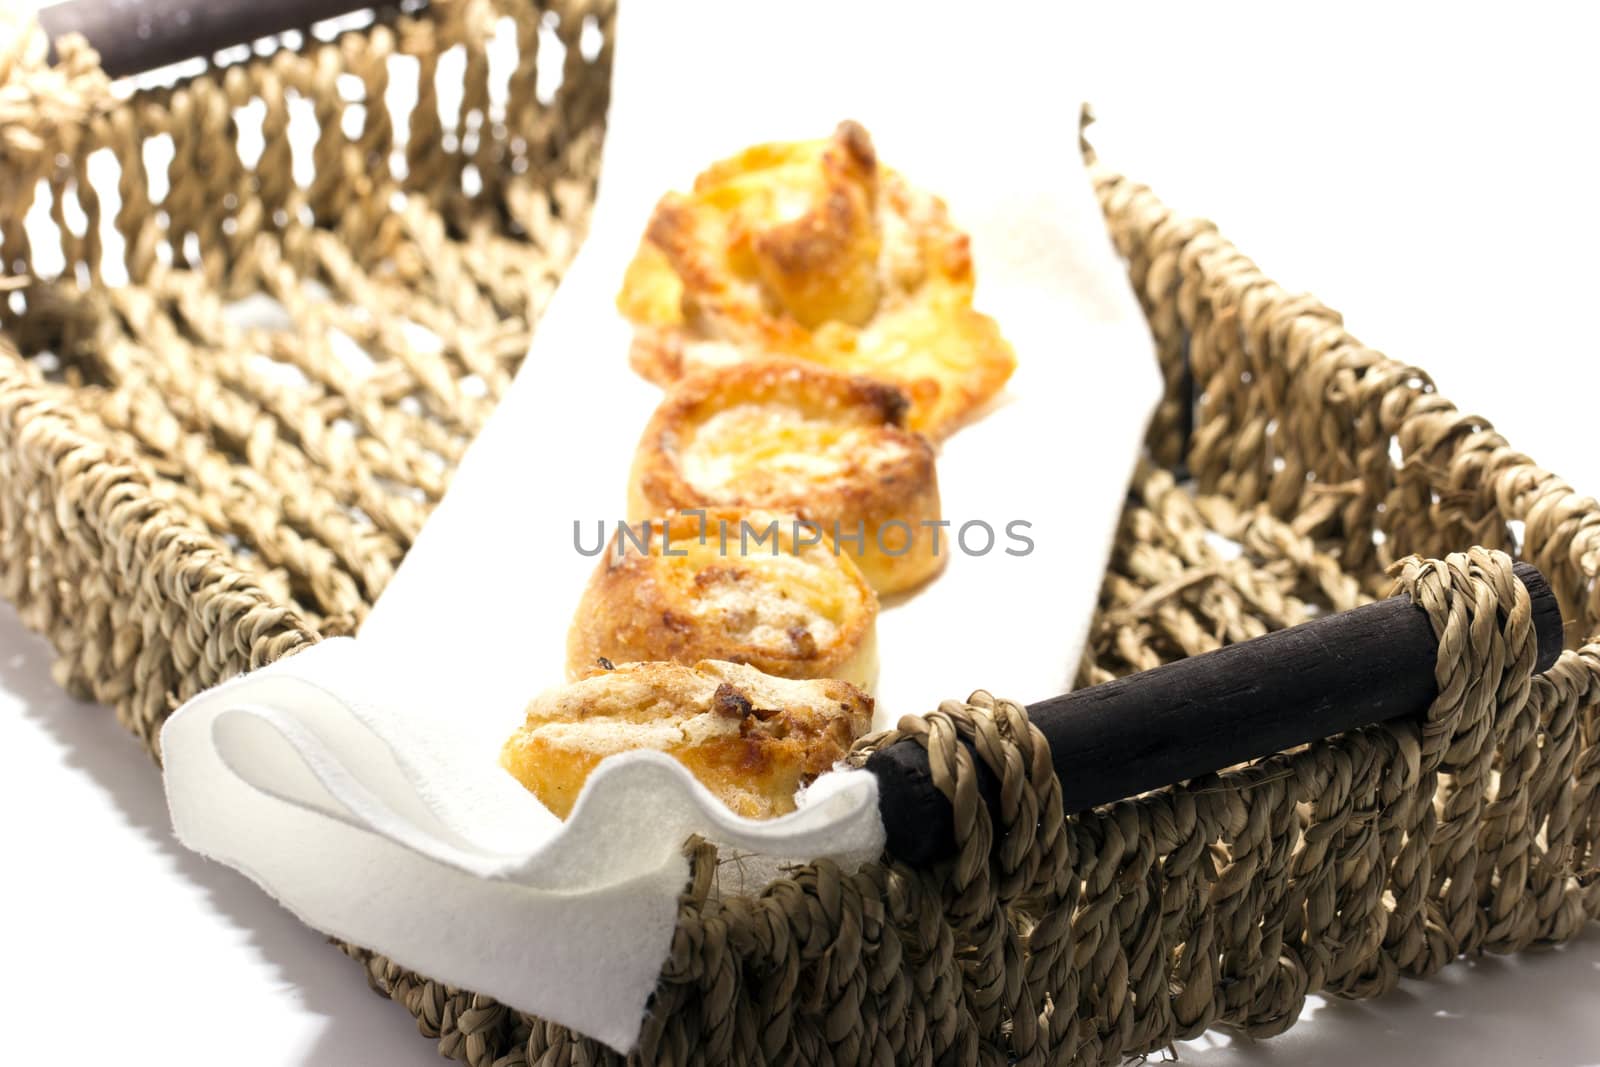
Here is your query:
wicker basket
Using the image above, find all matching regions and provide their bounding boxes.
[3,3,1597,1063]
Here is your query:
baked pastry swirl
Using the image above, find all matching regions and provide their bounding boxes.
[501,660,875,819]
[628,361,945,595]
[616,120,1016,439]
[569,508,879,689]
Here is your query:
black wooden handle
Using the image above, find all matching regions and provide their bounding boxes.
[869,560,1564,867]
[37,0,387,79]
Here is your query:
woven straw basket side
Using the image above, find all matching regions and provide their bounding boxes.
[1,3,1597,1064]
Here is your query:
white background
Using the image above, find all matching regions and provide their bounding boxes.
[2,3,1598,1065]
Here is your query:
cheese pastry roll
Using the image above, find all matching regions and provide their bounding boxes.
[617,120,1015,439]
[568,508,878,689]
[502,659,873,819]
[628,361,945,594]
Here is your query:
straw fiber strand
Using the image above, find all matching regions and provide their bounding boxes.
[2,4,1597,1064]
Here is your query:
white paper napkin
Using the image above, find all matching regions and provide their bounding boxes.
[161,0,1159,1052]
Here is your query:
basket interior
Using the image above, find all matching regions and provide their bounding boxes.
[1,0,611,640]
[5,0,1598,663]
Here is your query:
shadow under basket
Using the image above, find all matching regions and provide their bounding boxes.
[3,3,1599,1064]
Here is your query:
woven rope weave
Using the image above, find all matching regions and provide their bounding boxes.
[2,3,1597,1063]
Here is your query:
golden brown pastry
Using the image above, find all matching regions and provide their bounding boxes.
[628,361,945,595]
[501,659,874,819]
[616,120,1016,439]
[568,508,879,689]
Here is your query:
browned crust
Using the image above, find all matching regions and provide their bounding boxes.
[565,508,879,688]
[748,123,881,329]
[627,361,945,595]
[614,120,1016,439]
